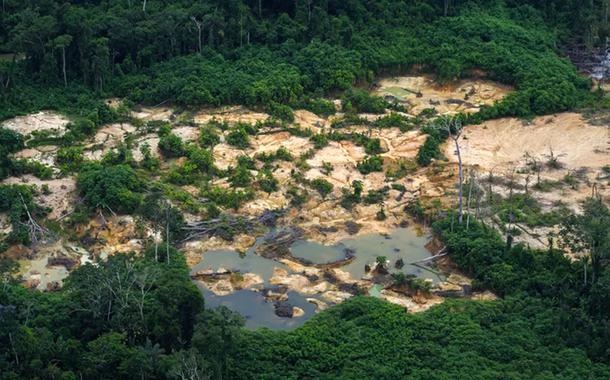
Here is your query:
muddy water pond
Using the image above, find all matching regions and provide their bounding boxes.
[192,226,440,330]
[200,288,320,330]
[293,227,437,280]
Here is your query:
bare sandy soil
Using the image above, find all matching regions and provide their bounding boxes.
[131,106,173,121]
[85,123,138,160]
[1,77,524,313]
[374,75,512,115]
[194,106,269,125]
[13,145,59,169]
[456,113,609,171]
[2,175,77,219]
[1,111,69,136]
[443,112,610,248]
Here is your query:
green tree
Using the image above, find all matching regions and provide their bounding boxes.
[52,34,73,87]
[561,198,610,284]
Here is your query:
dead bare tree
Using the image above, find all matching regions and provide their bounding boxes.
[487,168,495,204]
[443,0,451,16]
[171,351,206,380]
[190,16,203,54]
[524,173,531,195]
[466,169,477,230]
[19,194,50,244]
[135,269,155,323]
[524,151,542,186]
[505,167,518,248]
[436,117,465,223]
[544,146,566,170]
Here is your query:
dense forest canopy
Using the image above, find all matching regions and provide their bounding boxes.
[1,1,610,379]
[0,0,608,119]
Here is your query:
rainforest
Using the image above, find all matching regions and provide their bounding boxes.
[1,1,610,379]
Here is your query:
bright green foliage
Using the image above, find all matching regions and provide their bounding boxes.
[201,186,254,210]
[56,146,84,172]
[76,163,145,213]
[229,166,252,188]
[357,156,383,174]
[102,142,136,167]
[158,132,185,158]
[342,90,388,114]
[0,128,25,179]
[363,187,389,205]
[166,162,199,186]
[199,125,221,148]
[187,146,215,174]
[299,98,336,117]
[229,297,609,379]
[257,170,279,193]
[310,178,333,199]
[266,102,294,122]
[364,138,383,155]
[0,0,602,123]
[310,134,329,149]
[10,159,53,179]
[65,118,96,141]
[139,142,160,171]
[229,159,253,188]
[255,146,293,164]
[417,125,449,166]
[226,126,250,149]
[0,2,609,379]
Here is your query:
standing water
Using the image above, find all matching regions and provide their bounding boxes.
[192,226,439,330]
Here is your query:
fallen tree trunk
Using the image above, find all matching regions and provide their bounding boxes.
[182,209,285,242]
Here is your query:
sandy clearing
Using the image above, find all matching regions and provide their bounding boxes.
[131,107,173,121]
[293,110,329,132]
[194,106,269,125]
[455,113,609,171]
[2,111,69,136]
[84,123,137,160]
[2,175,77,219]
[13,145,59,168]
[172,125,200,142]
[375,75,512,115]
[252,132,313,156]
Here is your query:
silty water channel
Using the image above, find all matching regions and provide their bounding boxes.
[191,226,443,329]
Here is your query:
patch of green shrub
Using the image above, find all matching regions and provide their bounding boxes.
[357,156,383,174]
[76,163,145,214]
[310,178,333,199]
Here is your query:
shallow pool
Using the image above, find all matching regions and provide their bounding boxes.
[193,226,438,330]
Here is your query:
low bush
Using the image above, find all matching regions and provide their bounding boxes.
[357,156,383,174]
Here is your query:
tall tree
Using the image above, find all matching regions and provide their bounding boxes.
[52,34,72,86]
[436,117,465,224]
[561,198,610,284]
